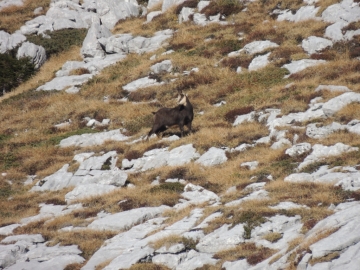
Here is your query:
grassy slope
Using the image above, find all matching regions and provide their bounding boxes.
[1,0,360,268]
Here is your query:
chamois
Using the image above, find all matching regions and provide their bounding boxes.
[147,91,193,139]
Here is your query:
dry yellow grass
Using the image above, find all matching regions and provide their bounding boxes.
[0,0,50,33]
[1,0,360,267]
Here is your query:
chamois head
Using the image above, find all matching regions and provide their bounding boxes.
[177,91,188,106]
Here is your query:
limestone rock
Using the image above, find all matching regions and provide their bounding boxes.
[88,206,170,231]
[302,36,333,54]
[59,129,129,148]
[96,0,140,29]
[282,59,326,75]
[248,52,271,71]
[285,143,312,157]
[65,184,118,203]
[150,59,172,74]
[17,42,46,69]
[277,5,320,22]
[195,147,228,166]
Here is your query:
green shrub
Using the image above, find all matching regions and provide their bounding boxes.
[150,182,185,193]
[26,28,87,58]
[0,51,35,94]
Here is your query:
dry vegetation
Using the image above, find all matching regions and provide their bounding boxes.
[1,0,360,268]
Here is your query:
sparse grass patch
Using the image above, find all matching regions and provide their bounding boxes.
[309,252,340,266]
[262,232,283,243]
[213,242,276,265]
[128,263,171,270]
[49,230,117,260]
[201,0,245,18]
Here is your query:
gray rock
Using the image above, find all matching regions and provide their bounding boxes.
[307,202,360,259]
[36,74,94,91]
[156,243,185,254]
[17,42,46,69]
[1,234,44,244]
[197,1,210,12]
[179,7,195,23]
[96,0,140,29]
[176,250,218,270]
[302,36,333,54]
[59,129,129,148]
[229,40,278,57]
[88,206,170,231]
[248,52,271,71]
[180,183,220,206]
[65,184,118,203]
[223,260,250,270]
[225,190,269,207]
[152,253,188,269]
[196,224,245,253]
[146,11,162,22]
[251,215,303,250]
[306,122,345,139]
[162,0,186,12]
[150,59,172,74]
[285,143,312,157]
[240,161,259,170]
[282,59,326,75]
[277,5,320,22]
[82,217,166,270]
[0,224,21,236]
[322,92,360,117]
[315,85,351,92]
[322,0,360,24]
[195,147,227,166]
[31,164,73,192]
[103,246,154,270]
[270,138,292,150]
[325,21,349,41]
[123,76,163,91]
[33,6,43,15]
[270,201,309,210]
[81,22,111,59]
[105,33,133,54]
[298,143,358,170]
[233,111,256,126]
[0,0,24,11]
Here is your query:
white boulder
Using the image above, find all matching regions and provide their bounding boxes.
[17,42,46,69]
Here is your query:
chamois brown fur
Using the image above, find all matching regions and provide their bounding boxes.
[148,93,194,138]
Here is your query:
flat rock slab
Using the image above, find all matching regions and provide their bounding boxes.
[304,202,360,265]
[195,147,227,166]
[282,59,326,75]
[196,224,245,253]
[88,206,170,231]
[83,217,166,270]
[285,165,360,191]
[277,5,320,22]
[65,184,118,203]
[123,144,200,172]
[229,40,278,57]
[36,74,94,91]
[59,129,129,148]
[297,143,358,170]
[251,215,303,250]
[302,36,333,54]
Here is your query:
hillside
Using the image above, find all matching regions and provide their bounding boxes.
[1,0,360,269]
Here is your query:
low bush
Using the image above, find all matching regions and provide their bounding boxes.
[27,29,87,58]
[0,51,35,94]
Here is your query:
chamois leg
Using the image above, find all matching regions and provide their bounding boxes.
[186,122,192,134]
[179,124,184,137]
